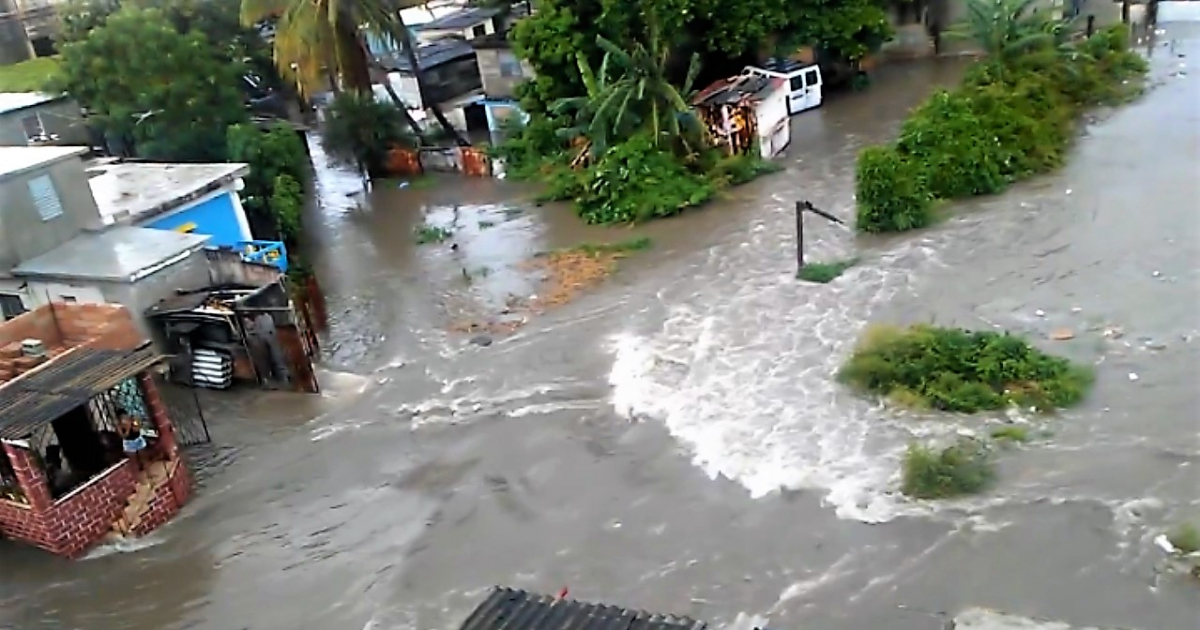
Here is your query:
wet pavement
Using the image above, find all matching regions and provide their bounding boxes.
[2,26,1199,630]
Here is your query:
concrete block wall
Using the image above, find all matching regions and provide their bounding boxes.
[0,303,144,386]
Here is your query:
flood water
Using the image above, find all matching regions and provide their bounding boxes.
[2,27,1198,630]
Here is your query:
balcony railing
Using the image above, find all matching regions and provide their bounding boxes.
[238,240,288,272]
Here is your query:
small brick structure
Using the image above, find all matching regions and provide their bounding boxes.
[0,304,192,558]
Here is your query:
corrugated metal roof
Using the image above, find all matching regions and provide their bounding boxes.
[416,6,503,31]
[693,74,782,107]
[376,38,476,73]
[0,345,163,439]
[459,588,708,630]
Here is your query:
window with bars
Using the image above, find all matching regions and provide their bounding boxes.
[0,449,25,504]
[88,377,156,437]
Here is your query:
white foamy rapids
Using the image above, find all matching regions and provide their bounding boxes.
[608,229,947,523]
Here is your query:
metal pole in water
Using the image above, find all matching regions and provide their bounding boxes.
[794,200,805,272]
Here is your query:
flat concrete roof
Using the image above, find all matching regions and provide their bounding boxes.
[87,162,251,225]
[0,145,89,180]
[11,226,211,283]
[0,92,64,116]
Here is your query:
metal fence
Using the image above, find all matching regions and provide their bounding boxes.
[153,375,211,447]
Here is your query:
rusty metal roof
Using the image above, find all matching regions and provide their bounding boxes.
[459,588,708,630]
[0,345,163,439]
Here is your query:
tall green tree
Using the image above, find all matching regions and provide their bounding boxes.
[51,7,248,161]
[948,0,1058,61]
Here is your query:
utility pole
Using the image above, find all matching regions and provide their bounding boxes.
[794,200,848,275]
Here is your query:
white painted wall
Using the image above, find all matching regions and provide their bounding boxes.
[374,73,424,111]
[1159,1,1200,22]
[25,281,106,307]
[416,18,496,44]
[756,88,792,159]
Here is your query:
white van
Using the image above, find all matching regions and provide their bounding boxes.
[744,59,823,115]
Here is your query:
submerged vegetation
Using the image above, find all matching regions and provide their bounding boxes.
[839,324,1094,413]
[1168,523,1200,555]
[901,439,995,500]
[855,0,1148,233]
[797,258,860,283]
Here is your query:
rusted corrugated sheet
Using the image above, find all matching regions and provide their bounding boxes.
[0,345,163,439]
[459,588,707,630]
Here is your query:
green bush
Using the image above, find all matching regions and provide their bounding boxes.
[797,258,859,283]
[574,134,716,225]
[855,146,933,233]
[838,324,1095,413]
[989,425,1031,444]
[268,174,303,241]
[491,115,570,180]
[856,24,1147,233]
[1168,523,1200,555]
[227,122,309,244]
[897,90,1009,198]
[321,92,414,176]
[902,438,995,499]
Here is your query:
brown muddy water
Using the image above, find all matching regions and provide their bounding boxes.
[2,29,1199,630]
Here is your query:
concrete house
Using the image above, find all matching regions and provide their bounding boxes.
[0,93,89,147]
[0,146,278,331]
[470,31,534,143]
[374,37,486,133]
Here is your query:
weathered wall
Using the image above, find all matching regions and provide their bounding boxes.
[475,48,533,99]
[93,248,211,336]
[0,156,104,265]
[204,247,282,287]
[0,302,143,384]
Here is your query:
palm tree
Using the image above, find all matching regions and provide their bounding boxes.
[948,0,1062,63]
[553,19,704,157]
[240,0,427,140]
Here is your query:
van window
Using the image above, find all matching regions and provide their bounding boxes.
[790,75,803,91]
[805,68,820,85]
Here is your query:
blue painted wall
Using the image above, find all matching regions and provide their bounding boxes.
[143,191,247,248]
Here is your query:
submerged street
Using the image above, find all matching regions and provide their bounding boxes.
[1,26,1198,630]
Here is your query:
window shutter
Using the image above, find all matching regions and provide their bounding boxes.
[28,174,64,221]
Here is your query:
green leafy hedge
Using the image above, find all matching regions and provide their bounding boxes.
[902,438,995,499]
[856,25,1148,233]
[838,324,1094,413]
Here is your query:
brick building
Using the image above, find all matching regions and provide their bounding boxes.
[0,302,192,557]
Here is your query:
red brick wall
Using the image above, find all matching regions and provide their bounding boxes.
[0,442,194,558]
[0,303,145,386]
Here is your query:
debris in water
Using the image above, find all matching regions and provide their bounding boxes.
[1128,372,1139,382]
[1152,270,1162,277]
[1103,326,1125,339]
[1155,534,1178,555]
[469,334,494,347]
[1065,189,1073,195]
[1143,338,1167,351]
[1035,309,1046,318]
[397,181,410,189]
[1050,329,1075,341]
[1070,306,1082,313]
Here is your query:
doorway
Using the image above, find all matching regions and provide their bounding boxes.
[463,102,490,144]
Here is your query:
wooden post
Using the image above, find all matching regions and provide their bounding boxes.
[1087,14,1096,37]
[1122,0,1130,24]
[794,201,805,272]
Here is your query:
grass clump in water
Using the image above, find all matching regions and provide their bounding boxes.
[414,224,453,244]
[797,258,860,283]
[838,324,1094,413]
[1168,523,1200,555]
[901,438,995,499]
[565,236,653,256]
[989,425,1031,444]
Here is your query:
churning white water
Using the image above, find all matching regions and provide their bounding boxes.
[607,205,954,523]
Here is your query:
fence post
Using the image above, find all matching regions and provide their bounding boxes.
[1087,14,1096,37]
[191,387,210,443]
[794,200,806,272]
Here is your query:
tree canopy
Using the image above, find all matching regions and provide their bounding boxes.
[51,6,248,161]
[512,0,892,113]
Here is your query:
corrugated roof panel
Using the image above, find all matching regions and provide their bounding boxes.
[458,588,706,630]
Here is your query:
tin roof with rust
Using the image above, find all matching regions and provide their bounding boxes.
[693,73,785,107]
[460,588,708,630]
[0,345,162,439]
